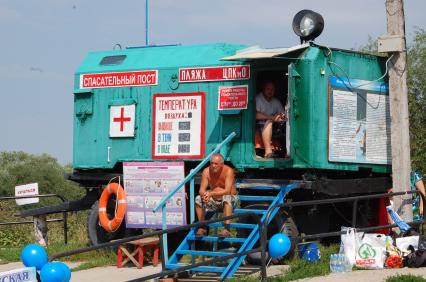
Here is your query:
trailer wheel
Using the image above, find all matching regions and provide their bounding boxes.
[87,200,127,245]
[237,203,299,265]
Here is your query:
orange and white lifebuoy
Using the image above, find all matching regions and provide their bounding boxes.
[98,182,127,232]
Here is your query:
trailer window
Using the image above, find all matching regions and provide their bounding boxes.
[99,55,127,66]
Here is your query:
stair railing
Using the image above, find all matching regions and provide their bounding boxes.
[153,131,236,263]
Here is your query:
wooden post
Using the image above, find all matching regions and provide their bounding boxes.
[385,0,412,220]
[33,215,48,246]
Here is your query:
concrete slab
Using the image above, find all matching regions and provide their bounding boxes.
[70,264,162,282]
[294,267,426,282]
[3,261,426,282]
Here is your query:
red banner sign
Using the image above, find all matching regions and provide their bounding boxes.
[179,65,250,82]
[80,70,158,89]
[218,85,248,110]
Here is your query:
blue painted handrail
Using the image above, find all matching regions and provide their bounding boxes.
[153,132,236,264]
[153,132,236,213]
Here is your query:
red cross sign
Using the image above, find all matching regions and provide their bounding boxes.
[113,107,131,131]
[110,105,135,137]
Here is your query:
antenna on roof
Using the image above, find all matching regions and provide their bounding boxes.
[145,0,149,46]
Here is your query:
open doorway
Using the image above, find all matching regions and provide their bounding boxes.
[254,70,289,159]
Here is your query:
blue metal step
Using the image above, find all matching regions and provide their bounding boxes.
[220,183,298,279]
[166,182,298,280]
[234,208,267,214]
[166,263,225,273]
[238,195,276,201]
[175,250,234,257]
[236,184,283,190]
[208,222,256,229]
[187,235,246,243]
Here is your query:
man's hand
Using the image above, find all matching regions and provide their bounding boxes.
[202,191,211,203]
[272,113,286,123]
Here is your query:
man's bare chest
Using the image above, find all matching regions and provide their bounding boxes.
[208,171,226,189]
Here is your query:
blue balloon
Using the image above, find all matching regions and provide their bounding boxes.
[54,262,71,282]
[20,244,48,270]
[268,233,291,258]
[40,262,66,282]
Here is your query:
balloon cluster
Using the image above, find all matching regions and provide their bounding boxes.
[268,233,291,258]
[20,244,71,282]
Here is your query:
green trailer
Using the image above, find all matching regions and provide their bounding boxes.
[67,40,392,244]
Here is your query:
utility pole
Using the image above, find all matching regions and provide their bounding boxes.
[379,0,412,220]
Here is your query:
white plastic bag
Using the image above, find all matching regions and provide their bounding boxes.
[340,227,358,266]
[355,233,387,269]
[396,236,419,254]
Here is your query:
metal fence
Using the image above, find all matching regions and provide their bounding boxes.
[47,189,426,281]
[264,189,426,241]
[50,212,266,281]
[0,194,69,244]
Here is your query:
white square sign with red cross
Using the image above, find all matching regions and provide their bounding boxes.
[110,104,135,137]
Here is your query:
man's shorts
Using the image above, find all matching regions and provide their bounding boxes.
[256,120,268,131]
[195,194,239,212]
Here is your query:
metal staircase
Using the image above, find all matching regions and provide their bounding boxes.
[165,182,296,280]
[152,132,298,280]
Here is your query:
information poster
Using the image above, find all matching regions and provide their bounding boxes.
[328,76,391,164]
[153,92,205,159]
[123,162,186,229]
[218,85,248,110]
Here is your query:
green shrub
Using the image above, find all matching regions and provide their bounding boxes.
[386,274,426,282]
[0,151,85,206]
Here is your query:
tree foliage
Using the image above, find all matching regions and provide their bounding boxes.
[359,29,426,175]
[407,29,426,174]
[0,151,84,207]
[358,35,379,55]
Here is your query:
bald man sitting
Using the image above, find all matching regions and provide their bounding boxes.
[195,153,239,238]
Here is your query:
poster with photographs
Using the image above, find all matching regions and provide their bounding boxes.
[152,92,205,159]
[328,76,391,165]
[123,162,186,228]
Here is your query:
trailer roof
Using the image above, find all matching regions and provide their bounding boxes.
[75,43,249,74]
[221,43,310,60]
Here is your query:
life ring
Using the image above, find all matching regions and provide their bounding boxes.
[98,183,127,232]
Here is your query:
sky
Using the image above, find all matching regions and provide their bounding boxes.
[0,0,425,165]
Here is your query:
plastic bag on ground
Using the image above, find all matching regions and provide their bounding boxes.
[340,227,360,266]
[355,233,387,269]
[396,236,419,254]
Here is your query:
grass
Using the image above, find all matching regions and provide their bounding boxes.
[0,246,22,263]
[0,240,117,270]
[0,203,117,270]
[71,251,117,271]
[386,274,426,282]
[274,243,339,281]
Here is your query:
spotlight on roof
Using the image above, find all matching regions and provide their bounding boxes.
[292,10,324,43]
